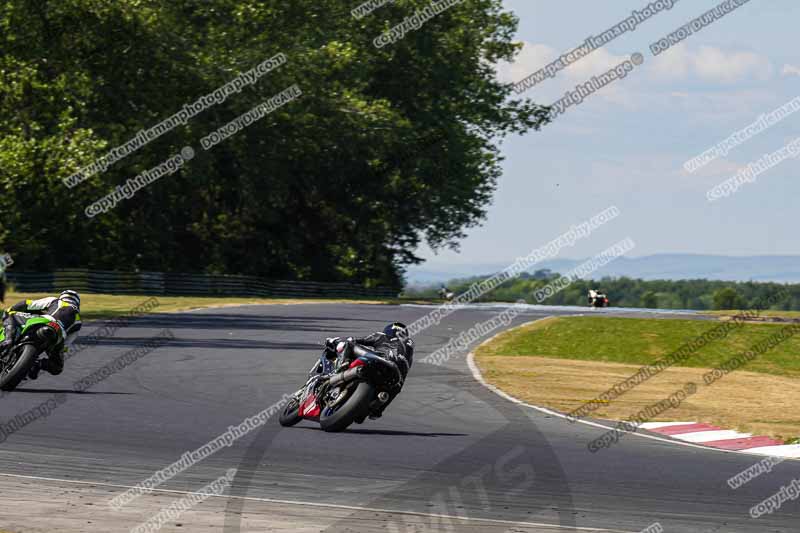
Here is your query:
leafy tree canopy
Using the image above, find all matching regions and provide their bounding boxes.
[0,0,549,287]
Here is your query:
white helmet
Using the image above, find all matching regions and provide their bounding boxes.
[59,290,81,309]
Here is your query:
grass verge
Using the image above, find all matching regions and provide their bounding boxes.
[475,316,800,441]
[3,291,405,320]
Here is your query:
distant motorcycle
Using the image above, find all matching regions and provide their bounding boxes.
[0,313,65,391]
[279,339,403,432]
[588,290,609,308]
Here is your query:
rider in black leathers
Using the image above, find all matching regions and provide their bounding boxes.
[321,322,413,419]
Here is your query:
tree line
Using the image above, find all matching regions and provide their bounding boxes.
[408,270,800,310]
[0,0,549,288]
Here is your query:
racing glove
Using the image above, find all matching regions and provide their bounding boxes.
[325,337,341,348]
[324,337,341,359]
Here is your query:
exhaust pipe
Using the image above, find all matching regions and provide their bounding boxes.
[328,366,364,387]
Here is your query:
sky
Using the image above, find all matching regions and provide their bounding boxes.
[414,0,800,270]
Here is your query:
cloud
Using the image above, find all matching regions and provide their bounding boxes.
[649,44,692,81]
[649,45,773,84]
[496,41,636,105]
[635,88,776,125]
[694,47,772,83]
[562,47,630,80]
[782,64,800,77]
[495,42,557,85]
[680,157,741,179]
[497,41,632,83]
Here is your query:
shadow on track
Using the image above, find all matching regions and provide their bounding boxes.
[11,388,134,395]
[72,335,322,352]
[300,427,469,437]
[90,312,387,333]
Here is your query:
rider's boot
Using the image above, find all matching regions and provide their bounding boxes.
[368,391,394,419]
[27,360,41,380]
[41,355,63,376]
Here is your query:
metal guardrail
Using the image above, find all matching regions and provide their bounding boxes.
[6,270,400,299]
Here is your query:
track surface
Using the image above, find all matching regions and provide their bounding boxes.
[1,304,799,532]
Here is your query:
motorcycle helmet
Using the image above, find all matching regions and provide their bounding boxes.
[59,290,81,309]
[383,322,409,341]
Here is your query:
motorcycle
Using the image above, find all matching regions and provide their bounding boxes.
[279,340,403,432]
[588,290,609,308]
[0,313,65,391]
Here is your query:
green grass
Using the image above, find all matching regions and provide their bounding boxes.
[476,316,800,378]
[4,291,405,320]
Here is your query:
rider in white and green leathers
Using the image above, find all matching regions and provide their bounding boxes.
[1,290,82,378]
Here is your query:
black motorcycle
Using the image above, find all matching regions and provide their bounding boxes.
[279,340,403,432]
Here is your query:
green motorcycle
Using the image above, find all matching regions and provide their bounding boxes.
[0,313,65,391]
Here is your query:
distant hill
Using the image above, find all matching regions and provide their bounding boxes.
[405,254,800,286]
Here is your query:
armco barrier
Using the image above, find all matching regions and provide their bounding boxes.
[6,270,399,299]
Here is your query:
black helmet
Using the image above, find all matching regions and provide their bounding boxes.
[59,290,81,309]
[383,322,409,341]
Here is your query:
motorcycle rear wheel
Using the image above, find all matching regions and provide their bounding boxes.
[319,382,375,432]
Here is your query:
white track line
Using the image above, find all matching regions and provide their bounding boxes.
[465,318,799,460]
[673,430,752,443]
[745,445,800,458]
[639,421,697,430]
[0,472,630,532]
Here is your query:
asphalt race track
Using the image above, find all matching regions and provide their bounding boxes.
[1,303,799,532]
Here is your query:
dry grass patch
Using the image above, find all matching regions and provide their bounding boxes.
[710,309,800,321]
[477,355,800,442]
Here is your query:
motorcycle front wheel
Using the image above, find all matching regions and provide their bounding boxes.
[0,344,38,391]
[319,382,375,432]
[279,396,303,427]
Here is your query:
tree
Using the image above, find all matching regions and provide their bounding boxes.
[0,0,550,287]
[640,291,658,309]
[532,269,554,280]
[712,287,745,310]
